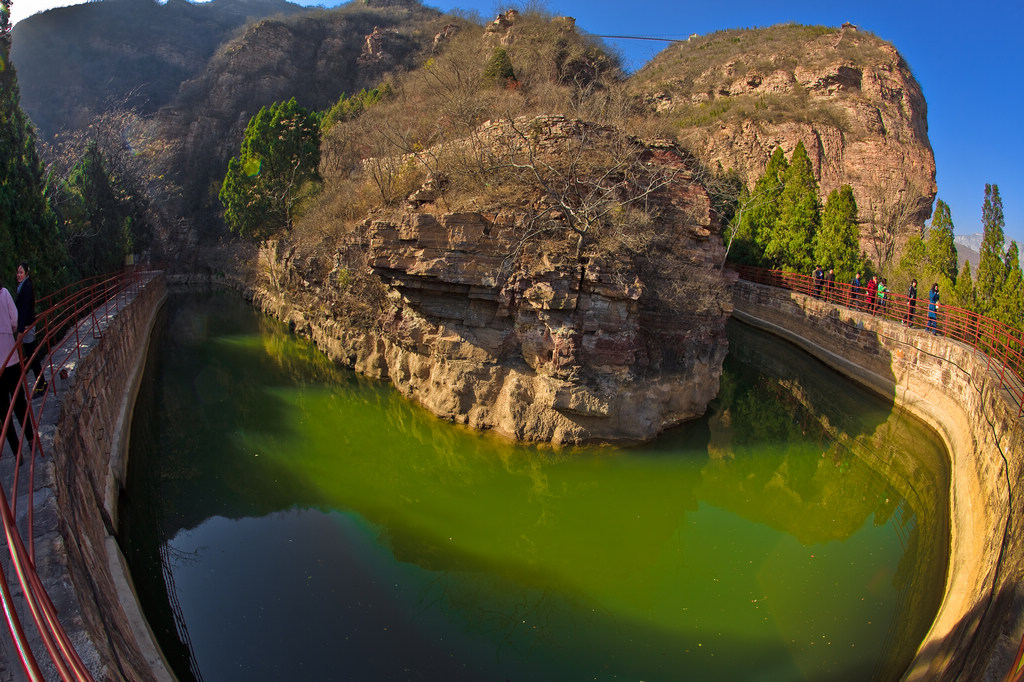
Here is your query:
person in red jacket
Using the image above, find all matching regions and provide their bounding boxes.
[866,275,878,314]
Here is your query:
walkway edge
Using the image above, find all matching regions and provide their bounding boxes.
[41,273,177,681]
[734,279,1021,682]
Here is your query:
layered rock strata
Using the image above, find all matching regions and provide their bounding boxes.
[253,117,734,445]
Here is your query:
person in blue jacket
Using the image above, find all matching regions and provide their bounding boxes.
[927,283,940,334]
[850,272,862,307]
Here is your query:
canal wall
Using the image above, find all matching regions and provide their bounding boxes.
[733,279,1023,682]
[25,273,173,681]
[14,273,1019,681]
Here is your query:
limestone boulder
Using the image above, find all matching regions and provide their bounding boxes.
[254,116,735,445]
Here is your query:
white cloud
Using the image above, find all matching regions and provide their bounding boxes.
[10,0,85,26]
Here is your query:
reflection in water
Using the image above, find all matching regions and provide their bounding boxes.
[122,292,949,682]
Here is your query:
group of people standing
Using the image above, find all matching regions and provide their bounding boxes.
[0,263,47,456]
[824,268,942,333]
[812,265,837,300]
[845,271,891,314]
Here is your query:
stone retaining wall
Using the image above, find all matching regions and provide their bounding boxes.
[23,273,173,681]
[733,279,1023,682]
[15,275,1019,681]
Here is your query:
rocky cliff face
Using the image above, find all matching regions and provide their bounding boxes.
[252,116,734,445]
[632,24,936,258]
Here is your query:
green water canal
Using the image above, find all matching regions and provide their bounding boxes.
[121,290,949,681]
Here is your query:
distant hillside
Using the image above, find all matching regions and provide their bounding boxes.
[956,242,980,272]
[145,0,450,238]
[10,0,310,138]
[11,3,937,274]
[955,233,983,253]
[15,0,454,247]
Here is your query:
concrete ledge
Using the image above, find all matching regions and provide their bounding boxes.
[35,273,175,681]
[16,274,1020,681]
[734,279,1023,682]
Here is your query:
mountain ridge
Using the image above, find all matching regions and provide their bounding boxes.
[10,0,310,136]
[629,22,936,265]
[12,4,937,268]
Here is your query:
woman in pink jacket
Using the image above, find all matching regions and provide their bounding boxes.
[0,285,34,456]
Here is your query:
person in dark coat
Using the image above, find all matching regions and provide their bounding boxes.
[905,279,918,326]
[850,272,863,308]
[14,263,46,396]
[825,268,836,301]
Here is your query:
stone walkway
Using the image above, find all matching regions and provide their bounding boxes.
[0,284,139,681]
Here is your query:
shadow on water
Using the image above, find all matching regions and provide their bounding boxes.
[120,293,951,682]
[695,320,950,679]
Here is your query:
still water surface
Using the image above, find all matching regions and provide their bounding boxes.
[122,290,949,681]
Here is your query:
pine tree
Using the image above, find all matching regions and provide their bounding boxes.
[220,98,322,241]
[976,183,1006,309]
[991,241,1023,329]
[483,47,517,87]
[951,260,975,311]
[62,142,133,277]
[724,186,758,265]
[0,1,69,290]
[925,199,958,282]
[814,184,860,280]
[894,233,927,294]
[767,141,819,272]
[744,146,788,264]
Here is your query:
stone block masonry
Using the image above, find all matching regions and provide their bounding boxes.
[1,273,173,681]
[5,272,1020,681]
[733,278,1024,682]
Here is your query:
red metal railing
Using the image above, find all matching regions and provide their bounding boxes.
[1,268,147,682]
[732,265,1024,417]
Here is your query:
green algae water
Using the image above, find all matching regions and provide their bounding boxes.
[121,290,950,682]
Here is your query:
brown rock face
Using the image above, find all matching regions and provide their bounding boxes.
[256,117,734,446]
[364,216,726,444]
[633,25,937,259]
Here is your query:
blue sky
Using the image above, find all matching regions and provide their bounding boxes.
[11,0,1022,245]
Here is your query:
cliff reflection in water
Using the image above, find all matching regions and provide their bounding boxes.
[692,320,949,679]
[122,292,949,682]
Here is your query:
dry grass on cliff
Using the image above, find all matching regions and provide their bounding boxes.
[674,90,850,132]
[291,10,637,238]
[631,23,893,136]
[635,23,889,95]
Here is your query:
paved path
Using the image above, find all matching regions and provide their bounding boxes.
[0,287,137,681]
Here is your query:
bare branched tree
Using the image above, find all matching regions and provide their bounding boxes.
[40,95,183,260]
[863,175,929,273]
[478,116,683,259]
